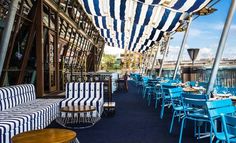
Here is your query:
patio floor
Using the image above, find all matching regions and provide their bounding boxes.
[48,81,209,143]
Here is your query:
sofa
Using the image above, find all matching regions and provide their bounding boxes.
[0,84,62,143]
[60,82,104,118]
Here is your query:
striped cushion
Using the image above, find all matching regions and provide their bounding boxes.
[60,82,104,116]
[0,84,62,143]
[0,84,36,111]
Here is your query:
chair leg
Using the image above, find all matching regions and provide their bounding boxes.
[210,124,212,143]
[179,117,186,143]
[148,93,151,106]
[155,97,158,109]
[198,122,200,139]
[194,121,196,137]
[160,99,165,119]
[143,88,146,99]
[169,111,176,133]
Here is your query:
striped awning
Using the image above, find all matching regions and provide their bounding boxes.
[78,0,211,52]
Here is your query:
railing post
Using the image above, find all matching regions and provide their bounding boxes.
[0,0,21,77]
[207,0,236,95]
[173,16,193,79]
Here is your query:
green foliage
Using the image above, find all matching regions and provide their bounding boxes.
[101,54,121,71]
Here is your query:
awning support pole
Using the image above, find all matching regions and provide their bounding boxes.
[0,0,21,78]
[145,48,153,75]
[207,0,236,95]
[140,52,147,75]
[159,37,171,77]
[173,16,193,79]
[151,43,160,75]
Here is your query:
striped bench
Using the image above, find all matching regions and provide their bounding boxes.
[60,82,104,117]
[0,84,62,143]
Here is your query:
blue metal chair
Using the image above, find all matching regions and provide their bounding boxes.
[146,82,158,106]
[220,115,236,143]
[185,81,196,87]
[198,82,208,89]
[159,84,178,119]
[168,87,185,133]
[154,85,162,109]
[179,93,210,143]
[206,99,236,143]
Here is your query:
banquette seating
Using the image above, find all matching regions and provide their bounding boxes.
[0,84,62,143]
[60,82,104,117]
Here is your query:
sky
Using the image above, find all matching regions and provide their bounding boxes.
[104,0,236,61]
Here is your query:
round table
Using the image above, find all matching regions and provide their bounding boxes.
[12,128,78,143]
[183,87,199,93]
[57,105,99,129]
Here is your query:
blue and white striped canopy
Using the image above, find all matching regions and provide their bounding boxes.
[78,0,211,52]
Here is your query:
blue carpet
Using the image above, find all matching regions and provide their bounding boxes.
[48,81,209,143]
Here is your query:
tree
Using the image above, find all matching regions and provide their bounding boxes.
[101,54,117,71]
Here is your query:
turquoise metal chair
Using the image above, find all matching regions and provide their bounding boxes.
[220,115,236,143]
[154,85,162,109]
[179,93,211,143]
[198,82,208,89]
[185,81,196,87]
[144,79,160,106]
[142,78,153,99]
[215,86,229,94]
[206,99,236,143]
[159,84,177,119]
[168,87,184,133]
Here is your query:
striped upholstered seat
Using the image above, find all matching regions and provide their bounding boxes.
[60,82,104,117]
[0,84,62,143]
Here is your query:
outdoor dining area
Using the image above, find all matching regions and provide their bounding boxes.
[130,72,236,143]
[1,0,236,142]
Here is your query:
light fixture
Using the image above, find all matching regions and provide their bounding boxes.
[196,7,217,16]
[162,0,172,6]
[176,26,186,32]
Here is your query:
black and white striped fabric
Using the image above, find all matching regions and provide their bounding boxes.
[60,82,104,117]
[0,84,62,143]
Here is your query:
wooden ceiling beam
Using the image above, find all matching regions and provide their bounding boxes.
[44,0,103,48]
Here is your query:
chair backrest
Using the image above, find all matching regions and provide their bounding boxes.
[206,99,235,119]
[198,82,208,89]
[0,84,36,111]
[185,81,196,87]
[206,99,235,142]
[169,87,183,98]
[161,83,177,89]
[221,114,236,140]
[65,82,104,99]
[168,87,183,108]
[181,93,208,113]
[168,79,181,84]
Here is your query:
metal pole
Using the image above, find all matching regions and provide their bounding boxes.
[173,16,193,79]
[207,0,236,95]
[150,43,160,75]
[159,37,171,77]
[140,52,147,75]
[142,51,148,75]
[146,47,154,75]
[0,0,21,78]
